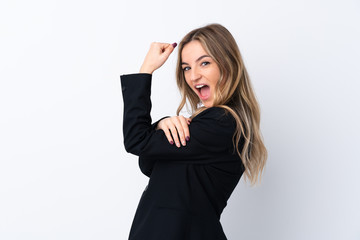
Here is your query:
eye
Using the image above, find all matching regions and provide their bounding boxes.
[183,66,191,71]
[201,61,210,66]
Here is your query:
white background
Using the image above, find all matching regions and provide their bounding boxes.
[1,0,359,239]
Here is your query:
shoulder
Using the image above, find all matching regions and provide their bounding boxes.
[192,107,235,126]
[190,107,236,137]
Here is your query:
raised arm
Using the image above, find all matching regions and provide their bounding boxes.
[120,74,237,161]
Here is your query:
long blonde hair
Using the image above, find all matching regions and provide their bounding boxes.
[176,23,267,185]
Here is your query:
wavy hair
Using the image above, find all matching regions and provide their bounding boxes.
[175,23,267,185]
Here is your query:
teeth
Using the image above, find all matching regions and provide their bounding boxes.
[196,85,205,89]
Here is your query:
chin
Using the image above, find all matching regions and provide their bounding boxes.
[202,102,213,108]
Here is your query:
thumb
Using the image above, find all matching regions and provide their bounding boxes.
[162,42,177,58]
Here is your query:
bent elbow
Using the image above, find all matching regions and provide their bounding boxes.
[123,129,152,156]
[123,141,141,156]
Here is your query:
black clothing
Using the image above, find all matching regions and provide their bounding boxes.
[120,73,244,240]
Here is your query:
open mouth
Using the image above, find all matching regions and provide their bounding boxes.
[195,84,210,100]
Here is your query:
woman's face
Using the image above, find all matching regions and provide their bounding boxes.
[181,40,221,108]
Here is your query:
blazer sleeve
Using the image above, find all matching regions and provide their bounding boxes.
[120,73,237,162]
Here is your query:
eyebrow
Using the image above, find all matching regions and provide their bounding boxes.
[181,55,211,65]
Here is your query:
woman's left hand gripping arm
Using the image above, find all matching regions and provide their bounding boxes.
[156,116,192,148]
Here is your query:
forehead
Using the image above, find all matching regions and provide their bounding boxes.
[181,40,208,61]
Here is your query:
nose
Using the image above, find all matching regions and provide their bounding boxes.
[190,68,201,82]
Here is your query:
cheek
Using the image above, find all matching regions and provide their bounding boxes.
[209,70,221,86]
[184,74,191,87]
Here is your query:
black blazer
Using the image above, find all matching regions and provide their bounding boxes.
[121,73,244,240]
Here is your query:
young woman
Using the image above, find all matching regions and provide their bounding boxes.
[120,23,267,240]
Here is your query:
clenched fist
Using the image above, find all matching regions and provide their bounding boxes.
[140,42,177,74]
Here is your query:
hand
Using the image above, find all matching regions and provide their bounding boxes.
[140,42,177,74]
[156,116,191,148]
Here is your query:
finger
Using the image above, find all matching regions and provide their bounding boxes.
[169,125,181,148]
[162,127,174,145]
[161,42,177,59]
[179,117,190,142]
[160,42,177,52]
[172,117,187,147]
[157,118,175,145]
